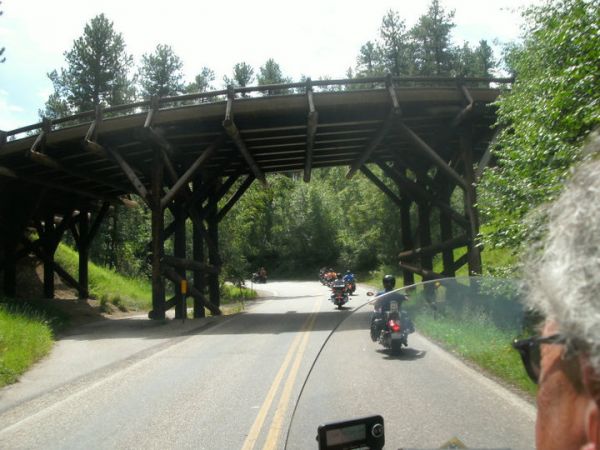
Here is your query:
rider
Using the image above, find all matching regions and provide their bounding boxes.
[370,274,409,341]
[342,270,355,283]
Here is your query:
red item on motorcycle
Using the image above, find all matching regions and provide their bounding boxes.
[388,320,401,332]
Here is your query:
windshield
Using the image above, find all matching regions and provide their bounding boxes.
[286,277,536,450]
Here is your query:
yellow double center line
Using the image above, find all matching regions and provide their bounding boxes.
[242,300,320,450]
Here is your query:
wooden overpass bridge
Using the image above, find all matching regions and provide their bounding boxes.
[0,75,511,319]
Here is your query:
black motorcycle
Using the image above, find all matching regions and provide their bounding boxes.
[369,290,415,352]
[330,280,349,309]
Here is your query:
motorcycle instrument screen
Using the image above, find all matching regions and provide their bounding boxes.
[318,415,384,450]
[325,424,366,445]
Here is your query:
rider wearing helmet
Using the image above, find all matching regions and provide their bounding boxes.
[370,274,408,341]
[343,270,355,283]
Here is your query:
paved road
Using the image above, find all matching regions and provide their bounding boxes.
[0,281,535,449]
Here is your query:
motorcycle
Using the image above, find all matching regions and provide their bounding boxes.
[368,290,414,352]
[251,272,267,283]
[330,280,349,309]
[344,279,356,295]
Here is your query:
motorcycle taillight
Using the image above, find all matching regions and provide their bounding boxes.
[388,320,401,332]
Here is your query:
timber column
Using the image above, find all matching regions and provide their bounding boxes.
[399,196,415,287]
[192,176,206,318]
[150,148,166,320]
[207,180,220,309]
[173,198,187,319]
[460,128,482,275]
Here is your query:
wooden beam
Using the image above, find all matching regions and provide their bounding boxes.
[162,265,220,316]
[359,165,403,208]
[27,149,129,193]
[304,78,318,183]
[173,199,187,320]
[84,202,110,247]
[207,184,220,308]
[161,255,219,274]
[217,175,255,222]
[460,130,482,275]
[397,261,444,280]
[376,160,469,228]
[150,148,166,320]
[78,209,89,299]
[193,176,206,319]
[450,84,475,128]
[346,109,397,179]
[223,86,267,186]
[398,121,468,190]
[399,235,469,260]
[399,196,415,287]
[475,128,499,182]
[0,165,111,201]
[160,136,224,209]
[450,252,470,274]
[100,145,149,203]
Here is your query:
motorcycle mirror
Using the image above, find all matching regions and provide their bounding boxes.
[366,292,375,296]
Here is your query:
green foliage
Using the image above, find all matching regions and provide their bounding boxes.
[354,1,496,80]
[0,301,54,387]
[138,44,185,98]
[410,0,456,76]
[43,14,134,116]
[55,244,151,311]
[257,58,292,95]
[480,0,600,251]
[187,66,216,93]
[224,62,255,91]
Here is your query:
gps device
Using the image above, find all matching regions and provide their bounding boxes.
[317,415,384,450]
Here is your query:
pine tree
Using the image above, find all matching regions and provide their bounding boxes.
[43,14,134,116]
[257,59,292,95]
[378,10,412,76]
[410,0,456,76]
[187,67,216,93]
[224,62,254,89]
[138,44,185,99]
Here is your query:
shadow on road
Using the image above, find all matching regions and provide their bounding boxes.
[60,308,373,341]
[376,348,427,361]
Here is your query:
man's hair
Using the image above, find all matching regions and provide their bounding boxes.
[525,130,600,370]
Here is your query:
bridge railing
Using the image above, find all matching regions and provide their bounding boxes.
[3,76,513,141]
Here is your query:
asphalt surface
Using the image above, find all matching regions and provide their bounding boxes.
[0,281,536,450]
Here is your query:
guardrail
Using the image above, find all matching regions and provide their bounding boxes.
[3,75,513,140]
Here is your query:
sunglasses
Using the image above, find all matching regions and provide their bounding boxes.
[512,334,567,384]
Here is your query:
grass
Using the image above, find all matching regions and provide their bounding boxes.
[410,309,536,395]
[403,279,536,396]
[55,244,152,312]
[0,300,55,388]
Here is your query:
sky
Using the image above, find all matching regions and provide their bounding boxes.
[0,0,533,131]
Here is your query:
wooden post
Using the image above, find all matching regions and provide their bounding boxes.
[400,196,415,287]
[174,198,187,319]
[150,148,166,320]
[207,182,220,309]
[78,209,90,299]
[43,212,55,299]
[439,186,455,277]
[460,129,482,275]
[417,202,433,275]
[193,178,206,318]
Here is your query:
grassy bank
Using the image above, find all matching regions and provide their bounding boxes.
[56,244,152,312]
[410,309,535,395]
[403,279,536,396]
[0,301,56,388]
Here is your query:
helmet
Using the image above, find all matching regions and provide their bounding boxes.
[345,269,351,274]
[382,274,396,290]
[336,272,343,279]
